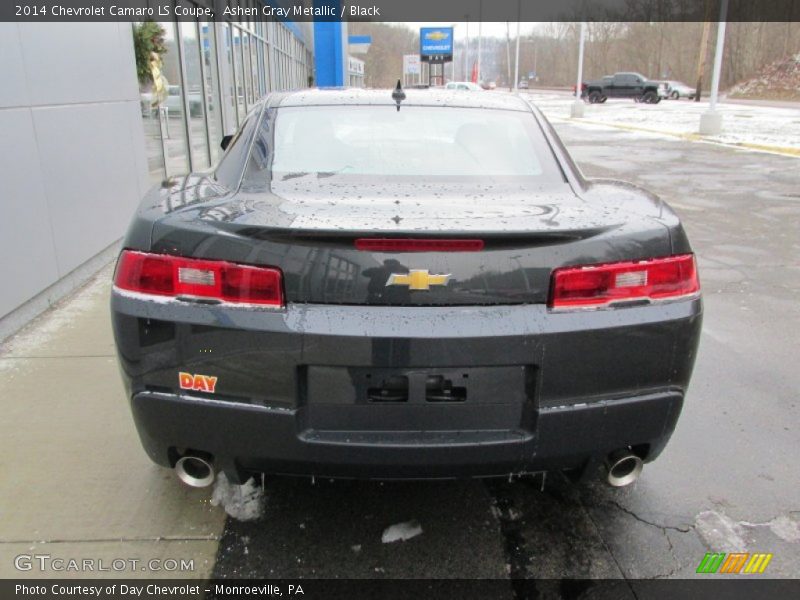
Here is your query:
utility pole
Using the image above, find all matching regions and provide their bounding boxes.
[477,0,482,85]
[464,15,469,82]
[513,1,521,92]
[571,23,586,118]
[694,0,714,102]
[506,22,512,91]
[699,0,728,135]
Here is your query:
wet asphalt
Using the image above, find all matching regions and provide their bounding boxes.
[211,123,800,583]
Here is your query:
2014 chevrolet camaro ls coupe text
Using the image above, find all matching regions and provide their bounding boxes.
[111,88,701,488]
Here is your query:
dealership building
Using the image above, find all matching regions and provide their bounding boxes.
[0,2,368,340]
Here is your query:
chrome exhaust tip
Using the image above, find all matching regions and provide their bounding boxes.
[175,454,215,488]
[605,449,643,487]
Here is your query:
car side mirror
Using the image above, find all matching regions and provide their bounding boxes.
[220,134,233,151]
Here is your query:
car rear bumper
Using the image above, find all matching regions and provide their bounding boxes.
[131,388,683,482]
[112,292,701,482]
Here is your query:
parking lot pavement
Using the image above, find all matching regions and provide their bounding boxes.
[539,123,800,576]
[527,91,800,155]
[0,265,226,579]
[1,124,798,583]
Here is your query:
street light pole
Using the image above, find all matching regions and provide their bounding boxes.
[477,0,482,84]
[514,13,522,92]
[699,0,728,135]
[464,15,469,82]
[571,22,586,118]
[506,22,512,91]
[450,22,457,85]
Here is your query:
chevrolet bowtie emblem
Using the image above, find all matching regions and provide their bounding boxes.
[425,31,449,41]
[386,270,451,291]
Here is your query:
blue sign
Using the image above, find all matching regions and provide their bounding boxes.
[420,27,454,62]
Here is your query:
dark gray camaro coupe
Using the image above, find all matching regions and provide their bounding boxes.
[111,88,701,489]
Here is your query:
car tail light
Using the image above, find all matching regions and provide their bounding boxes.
[354,238,484,252]
[549,254,699,310]
[114,250,283,307]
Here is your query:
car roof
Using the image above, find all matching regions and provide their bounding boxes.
[274,87,531,112]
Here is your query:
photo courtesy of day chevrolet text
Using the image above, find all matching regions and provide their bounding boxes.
[14,585,202,598]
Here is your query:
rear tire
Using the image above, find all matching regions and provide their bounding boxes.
[588,91,602,104]
[642,91,658,104]
[671,91,680,100]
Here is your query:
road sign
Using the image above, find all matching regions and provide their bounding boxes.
[420,27,454,63]
[403,54,421,75]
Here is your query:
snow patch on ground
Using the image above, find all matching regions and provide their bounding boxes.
[0,264,113,367]
[211,474,265,521]
[764,516,800,543]
[695,511,747,552]
[696,510,800,550]
[527,92,800,152]
[381,520,423,543]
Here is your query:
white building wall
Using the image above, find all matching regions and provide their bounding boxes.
[0,22,149,330]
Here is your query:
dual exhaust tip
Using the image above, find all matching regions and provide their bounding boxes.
[174,453,215,488]
[173,449,643,488]
[605,449,644,487]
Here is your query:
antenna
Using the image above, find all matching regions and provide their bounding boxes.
[391,80,406,112]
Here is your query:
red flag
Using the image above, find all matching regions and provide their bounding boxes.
[470,62,478,83]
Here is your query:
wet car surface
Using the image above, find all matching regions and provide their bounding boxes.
[112,89,702,486]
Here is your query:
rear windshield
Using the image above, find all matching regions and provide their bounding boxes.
[249,105,563,182]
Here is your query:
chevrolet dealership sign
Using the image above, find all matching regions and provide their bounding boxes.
[420,27,453,63]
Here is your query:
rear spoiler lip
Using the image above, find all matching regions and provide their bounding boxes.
[227,227,617,250]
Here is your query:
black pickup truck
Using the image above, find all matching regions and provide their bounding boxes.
[581,72,663,104]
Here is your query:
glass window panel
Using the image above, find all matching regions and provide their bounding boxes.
[250,36,260,98]
[245,33,256,104]
[179,20,211,170]
[255,39,264,96]
[234,27,247,118]
[200,23,224,163]
[223,23,238,126]
[265,42,273,92]
[241,32,252,107]
[157,21,190,176]
[134,23,167,183]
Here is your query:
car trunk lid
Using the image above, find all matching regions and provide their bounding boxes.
[150,180,671,306]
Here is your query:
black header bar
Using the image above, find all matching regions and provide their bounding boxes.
[2,0,799,23]
[3,578,800,600]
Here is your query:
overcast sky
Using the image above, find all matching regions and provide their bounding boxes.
[403,22,543,41]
